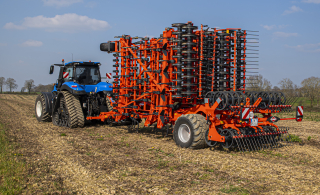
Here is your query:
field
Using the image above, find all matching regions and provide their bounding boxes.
[0,94,320,194]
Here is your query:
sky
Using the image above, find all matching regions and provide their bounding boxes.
[0,0,320,91]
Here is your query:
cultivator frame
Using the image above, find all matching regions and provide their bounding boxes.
[89,22,303,151]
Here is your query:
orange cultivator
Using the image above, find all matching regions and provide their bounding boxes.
[89,22,303,151]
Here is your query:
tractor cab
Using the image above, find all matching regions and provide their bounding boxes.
[50,60,102,89]
[63,61,101,85]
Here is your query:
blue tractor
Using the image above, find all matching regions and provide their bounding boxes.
[34,60,114,128]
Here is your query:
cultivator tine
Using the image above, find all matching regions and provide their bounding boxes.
[252,134,260,150]
[239,137,248,152]
[248,136,255,151]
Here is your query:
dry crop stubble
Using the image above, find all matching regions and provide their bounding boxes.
[0,94,320,194]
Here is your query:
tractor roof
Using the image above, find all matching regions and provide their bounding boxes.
[65,61,101,66]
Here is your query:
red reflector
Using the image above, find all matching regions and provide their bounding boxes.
[71,85,77,88]
[296,118,302,122]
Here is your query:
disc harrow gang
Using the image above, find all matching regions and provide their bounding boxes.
[92,21,303,151]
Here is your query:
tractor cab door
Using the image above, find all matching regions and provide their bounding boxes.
[57,67,65,89]
[57,66,74,89]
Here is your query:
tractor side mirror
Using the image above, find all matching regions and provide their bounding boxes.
[49,65,54,74]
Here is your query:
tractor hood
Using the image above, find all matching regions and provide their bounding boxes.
[61,81,113,94]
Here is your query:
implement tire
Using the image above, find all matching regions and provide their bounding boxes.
[173,114,208,149]
[35,94,52,122]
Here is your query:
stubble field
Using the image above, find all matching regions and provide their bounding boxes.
[0,94,320,194]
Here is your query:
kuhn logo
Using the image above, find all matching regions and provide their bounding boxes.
[267,116,279,123]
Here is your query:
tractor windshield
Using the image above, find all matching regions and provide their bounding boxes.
[74,65,101,85]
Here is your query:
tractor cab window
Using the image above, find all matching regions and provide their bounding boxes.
[74,65,101,85]
[63,66,73,82]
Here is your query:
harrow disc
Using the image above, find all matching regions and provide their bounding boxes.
[220,129,234,149]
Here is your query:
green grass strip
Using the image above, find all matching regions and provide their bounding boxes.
[0,123,26,194]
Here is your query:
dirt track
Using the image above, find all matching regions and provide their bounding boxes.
[0,94,320,194]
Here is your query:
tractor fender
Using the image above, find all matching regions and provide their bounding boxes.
[60,84,86,95]
[41,92,54,115]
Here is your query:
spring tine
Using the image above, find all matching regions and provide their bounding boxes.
[262,133,269,149]
[273,131,281,148]
[234,137,241,152]
[266,131,274,149]
[247,136,255,151]
[256,135,263,150]
[270,132,277,148]
[250,137,257,151]
[269,132,277,148]
[245,137,252,151]
[252,134,260,150]
[248,135,256,151]
[258,134,265,150]
[240,136,249,152]
[260,133,267,150]
[238,137,244,151]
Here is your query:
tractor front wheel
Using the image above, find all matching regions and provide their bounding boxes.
[173,114,208,149]
[35,94,52,122]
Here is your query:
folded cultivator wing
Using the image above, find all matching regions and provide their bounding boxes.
[90,22,303,151]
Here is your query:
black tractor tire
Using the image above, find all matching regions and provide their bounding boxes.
[70,94,85,127]
[61,91,79,128]
[35,94,52,122]
[173,114,208,149]
[106,97,113,111]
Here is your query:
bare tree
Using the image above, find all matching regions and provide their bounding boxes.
[246,74,272,91]
[301,76,320,107]
[24,79,35,94]
[0,77,5,93]
[21,87,26,93]
[273,86,280,91]
[5,78,18,92]
[33,84,54,92]
[278,78,294,90]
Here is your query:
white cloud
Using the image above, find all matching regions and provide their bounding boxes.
[3,22,26,30]
[273,31,298,38]
[21,40,43,47]
[278,24,290,29]
[302,0,320,4]
[262,24,290,30]
[42,0,82,7]
[0,43,7,46]
[283,5,303,15]
[261,25,276,30]
[286,43,320,52]
[3,13,110,33]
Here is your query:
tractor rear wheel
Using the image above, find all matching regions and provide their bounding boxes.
[173,114,208,149]
[35,94,52,122]
[70,94,85,127]
[52,91,79,128]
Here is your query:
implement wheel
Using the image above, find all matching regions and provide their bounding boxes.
[173,114,208,149]
[35,94,52,122]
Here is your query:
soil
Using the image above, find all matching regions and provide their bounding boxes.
[0,94,320,194]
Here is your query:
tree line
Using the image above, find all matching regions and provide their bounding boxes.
[246,75,320,107]
[0,77,53,93]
